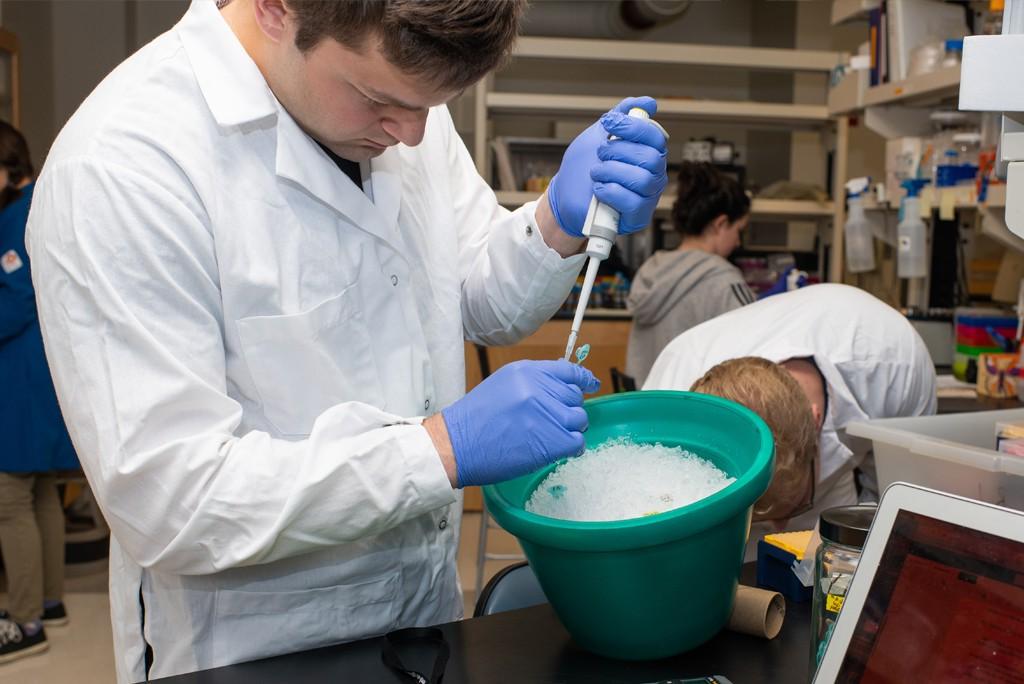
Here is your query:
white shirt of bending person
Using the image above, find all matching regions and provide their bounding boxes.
[644,284,937,557]
[25,2,586,682]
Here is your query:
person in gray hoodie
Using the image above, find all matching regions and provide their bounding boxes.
[626,162,754,386]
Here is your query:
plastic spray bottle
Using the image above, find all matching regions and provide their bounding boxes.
[844,177,875,273]
[897,179,929,279]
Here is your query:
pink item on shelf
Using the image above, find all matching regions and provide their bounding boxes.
[998,438,1024,457]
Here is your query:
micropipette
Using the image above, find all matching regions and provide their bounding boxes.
[563,107,666,361]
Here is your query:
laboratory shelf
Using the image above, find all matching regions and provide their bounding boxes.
[494,191,834,219]
[830,0,880,26]
[749,198,836,218]
[828,69,867,115]
[473,35,848,282]
[512,36,840,73]
[486,92,831,125]
[858,184,1005,212]
[862,65,961,108]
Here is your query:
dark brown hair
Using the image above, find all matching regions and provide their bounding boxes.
[286,0,526,91]
[0,121,32,211]
[672,161,749,237]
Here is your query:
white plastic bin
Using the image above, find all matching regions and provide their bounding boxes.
[846,409,1024,510]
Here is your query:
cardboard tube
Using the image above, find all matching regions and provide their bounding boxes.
[727,585,786,640]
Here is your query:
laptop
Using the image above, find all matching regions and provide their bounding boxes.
[812,482,1024,683]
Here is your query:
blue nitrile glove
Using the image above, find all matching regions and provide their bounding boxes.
[547,96,669,238]
[442,359,601,487]
[760,268,793,299]
[759,267,808,299]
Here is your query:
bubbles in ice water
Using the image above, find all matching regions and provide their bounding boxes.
[525,438,735,522]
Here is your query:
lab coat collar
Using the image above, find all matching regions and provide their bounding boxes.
[179,0,405,249]
[274,108,404,249]
[177,0,277,128]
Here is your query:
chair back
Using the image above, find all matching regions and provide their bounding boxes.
[473,562,548,617]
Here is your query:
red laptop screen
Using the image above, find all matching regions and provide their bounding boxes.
[837,510,1024,683]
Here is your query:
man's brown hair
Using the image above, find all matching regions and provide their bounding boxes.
[690,357,818,522]
[286,0,526,91]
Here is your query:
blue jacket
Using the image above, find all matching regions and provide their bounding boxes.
[0,183,78,472]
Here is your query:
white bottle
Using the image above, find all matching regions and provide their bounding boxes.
[845,178,875,274]
[897,180,928,279]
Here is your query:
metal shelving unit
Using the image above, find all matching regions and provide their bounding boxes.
[473,36,848,281]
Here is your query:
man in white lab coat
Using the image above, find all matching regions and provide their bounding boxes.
[645,284,937,551]
[25,1,668,681]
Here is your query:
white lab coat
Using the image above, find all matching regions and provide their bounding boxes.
[26,2,584,681]
[644,284,937,547]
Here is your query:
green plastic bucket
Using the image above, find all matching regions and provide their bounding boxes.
[483,390,774,660]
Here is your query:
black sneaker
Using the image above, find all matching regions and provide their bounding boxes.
[41,603,68,628]
[0,619,48,664]
[0,603,69,628]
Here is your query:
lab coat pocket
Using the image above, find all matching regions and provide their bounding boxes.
[237,286,384,436]
[211,573,400,665]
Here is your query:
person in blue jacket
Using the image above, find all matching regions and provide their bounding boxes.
[0,121,78,665]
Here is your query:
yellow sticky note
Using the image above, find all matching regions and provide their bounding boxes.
[939,189,956,220]
[826,594,845,613]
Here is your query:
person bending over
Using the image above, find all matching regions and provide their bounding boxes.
[645,284,936,554]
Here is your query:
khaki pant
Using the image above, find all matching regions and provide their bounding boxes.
[0,472,65,624]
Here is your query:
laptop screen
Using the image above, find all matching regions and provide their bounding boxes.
[837,509,1024,683]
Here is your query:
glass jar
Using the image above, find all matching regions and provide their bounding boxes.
[809,505,876,678]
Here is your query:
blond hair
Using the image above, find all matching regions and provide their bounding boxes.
[690,357,818,521]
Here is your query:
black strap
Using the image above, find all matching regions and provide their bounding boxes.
[381,627,450,684]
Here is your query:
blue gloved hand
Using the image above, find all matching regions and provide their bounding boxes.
[759,267,808,299]
[759,267,793,299]
[442,359,601,487]
[547,96,669,238]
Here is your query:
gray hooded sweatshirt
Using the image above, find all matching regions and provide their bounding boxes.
[625,249,755,386]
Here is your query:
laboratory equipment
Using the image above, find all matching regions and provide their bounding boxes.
[563,107,666,361]
[952,131,981,169]
[952,307,1017,381]
[812,484,1024,684]
[960,33,1024,237]
[906,41,945,77]
[897,178,929,279]
[928,110,974,183]
[846,408,1024,510]
[941,38,964,68]
[809,504,874,673]
[843,178,875,274]
[484,390,774,660]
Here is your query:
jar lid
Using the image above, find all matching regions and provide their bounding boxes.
[819,504,877,549]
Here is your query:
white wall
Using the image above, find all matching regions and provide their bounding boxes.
[2,0,187,165]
